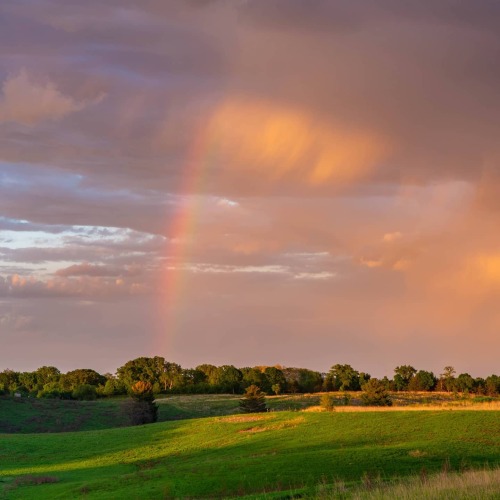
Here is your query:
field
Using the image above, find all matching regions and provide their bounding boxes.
[2,392,498,434]
[0,404,499,499]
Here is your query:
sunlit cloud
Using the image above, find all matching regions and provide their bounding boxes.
[204,98,390,190]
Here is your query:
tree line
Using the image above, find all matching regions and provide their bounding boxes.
[0,358,499,401]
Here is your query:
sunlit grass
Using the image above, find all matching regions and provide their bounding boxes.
[1,410,499,498]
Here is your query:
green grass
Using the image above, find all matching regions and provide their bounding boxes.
[0,411,499,499]
[155,393,325,421]
[0,397,129,433]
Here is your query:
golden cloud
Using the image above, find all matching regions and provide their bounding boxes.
[205,98,390,188]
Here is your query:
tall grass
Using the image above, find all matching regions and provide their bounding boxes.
[309,467,500,499]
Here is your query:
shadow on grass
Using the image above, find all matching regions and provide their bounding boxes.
[2,412,500,498]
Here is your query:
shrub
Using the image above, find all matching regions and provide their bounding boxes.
[239,385,267,413]
[124,381,158,425]
[320,393,336,411]
[72,384,97,401]
[361,378,393,406]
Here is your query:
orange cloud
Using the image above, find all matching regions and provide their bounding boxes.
[205,98,390,189]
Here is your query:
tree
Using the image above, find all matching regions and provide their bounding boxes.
[196,364,221,387]
[408,370,436,392]
[485,375,500,396]
[393,365,416,391]
[329,364,360,391]
[117,357,164,389]
[264,367,286,393]
[241,367,269,392]
[72,384,97,401]
[0,369,20,393]
[159,362,183,392]
[18,372,38,393]
[297,369,323,393]
[61,369,106,391]
[439,366,456,392]
[102,376,126,396]
[239,385,266,413]
[218,365,243,393]
[361,378,393,406]
[35,366,60,386]
[455,373,475,393]
[123,381,158,425]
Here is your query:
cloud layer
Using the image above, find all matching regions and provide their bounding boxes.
[1,1,500,375]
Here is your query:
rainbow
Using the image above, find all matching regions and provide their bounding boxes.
[154,120,218,356]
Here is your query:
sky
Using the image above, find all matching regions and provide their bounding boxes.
[1,0,500,377]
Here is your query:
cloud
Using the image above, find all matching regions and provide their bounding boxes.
[0,70,91,125]
[55,263,123,278]
[0,311,34,331]
[200,98,390,191]
[1,1,500,375]
[383,232,403,243]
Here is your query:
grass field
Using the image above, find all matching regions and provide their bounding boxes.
[0,397,129,433]
[1,392,499,434]
[1,410,499,499]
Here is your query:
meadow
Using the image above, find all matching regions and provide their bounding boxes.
[0,396,499,498]
[2,392,498,433]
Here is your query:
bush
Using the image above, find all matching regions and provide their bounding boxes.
[320,393,336,411]
[124,381,158,425]
[361,378,393,406]
[37,389,61,399]
[72,384,97,401]
[239,385,267,413]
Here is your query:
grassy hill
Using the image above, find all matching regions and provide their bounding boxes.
[1,411,499,499]
[0,397,129,433]
[2,392,497,433]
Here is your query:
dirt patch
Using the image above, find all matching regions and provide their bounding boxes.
[224,415,270,423]
[239,426,268,433]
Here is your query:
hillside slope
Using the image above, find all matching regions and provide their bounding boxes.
[1,411,499,498]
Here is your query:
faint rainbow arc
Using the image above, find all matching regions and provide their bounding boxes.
[154,122,217,355]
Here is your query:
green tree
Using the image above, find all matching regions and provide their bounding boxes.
[241,367,269,392]
[0,369,20,392]
[117,357,167,389]
[298,368,323,393]
[159,362,183,392]
[35,366,60,386]
[196,364,221,387]
[61,369,105,391]
[408,370,436,391]
[455,373,475,393]
[239,385,266,413]
[329,364,360,391]
[72,384,97,400]
[18,372,38,393]
[218,365,242,393]
[485,375,500,396]
[439,366,456,392]
[102,376,126,396]
[361,378,393,406]
[393,365,416,391]
[264,367,286,392]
